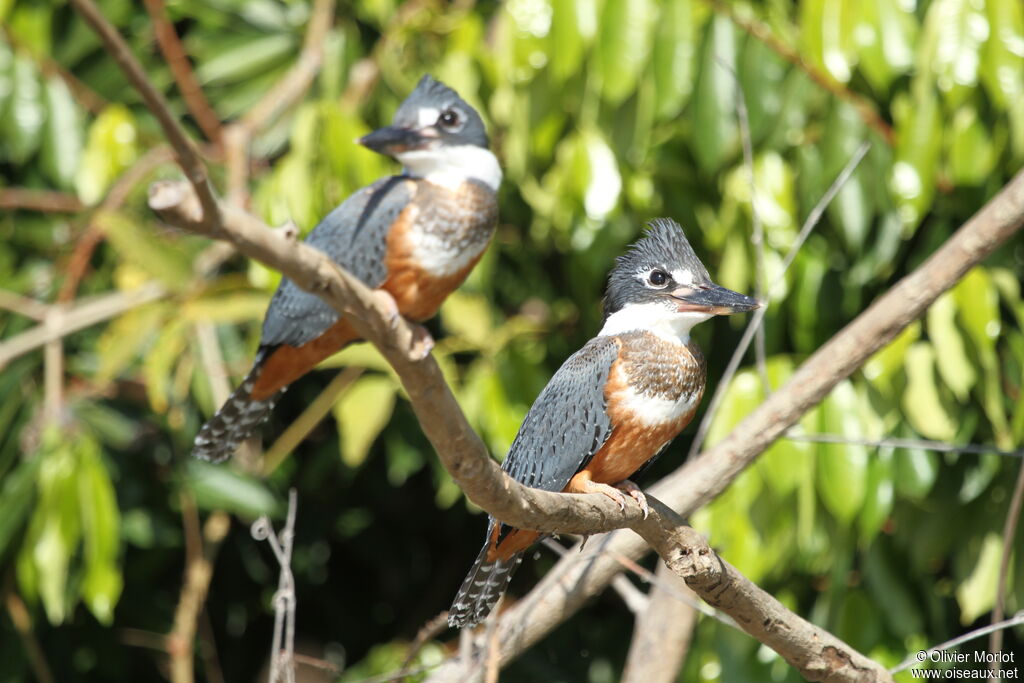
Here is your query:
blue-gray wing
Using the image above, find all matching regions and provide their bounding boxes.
[260,176,413,347]
[501,336,619,492]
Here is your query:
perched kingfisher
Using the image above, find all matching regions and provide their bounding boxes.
[448,219,758,628]
[192,75,501,462]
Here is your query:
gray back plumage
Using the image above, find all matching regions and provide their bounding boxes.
[260,177,413,348]
[501,336,619,490]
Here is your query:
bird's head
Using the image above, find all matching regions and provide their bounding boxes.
[358,75,500,190]
[600,218,760,341]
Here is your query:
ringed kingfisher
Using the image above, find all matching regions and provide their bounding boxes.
[448,218,759,628]
[192,75,501,462]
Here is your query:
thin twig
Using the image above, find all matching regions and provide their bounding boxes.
[4,582,56,683]
[224,0,335,206]
[0,282,166,369]
[168,510,231,683]
[688,141,871,458]
[143,0,223,145]
[42,307,65,425]
[988,463,1024,671]
[69,0,220,226]
[0,188,85,213]
[252,489,298,683]
[700,0,894,145]
[398,611,450,677]
[730,57,770,393]
[0,290,50,321]
[785,433,1024,459]
[890,611,1024,674]
[622,562,699,683]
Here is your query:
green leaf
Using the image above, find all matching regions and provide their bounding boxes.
[333,375,397,467]
[2,52,45,164]
[856,0,916,92]
[143,317,189,414]
[195,33,296,86]
[901,342,956,440]
[77,435,122,624]
[0,453,44,559]
[889,86,941,232]
[863,320,919,388]
[980,0,1024,111]
[823,102,870,252]
[40,76,82,190]
[440,291,495,349]
[75,104,138,205]
[95,211,193,290]
[94,303,167,387]
[548,0,585,83]
[952,268,1000,356]
[185,459,280,519]
[948,106,998,186]
[893,437,938,501]
[858,448,893,544]
[918,0,988,107]
[651,0,697,120]
[18,432,82,624]
[926,292,977,401]
[595,0,654,105]
[816,380,869,523]
[955,532,1004,624]
[691,14,737,174]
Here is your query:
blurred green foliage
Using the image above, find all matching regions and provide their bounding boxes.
[1,0,1023,681]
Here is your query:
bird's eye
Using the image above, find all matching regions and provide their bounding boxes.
[438,109,461,128]
[647,270,670,288]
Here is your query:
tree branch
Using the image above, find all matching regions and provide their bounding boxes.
[142,0,223,146]
[69,0,220,226]
[621,561,697,683]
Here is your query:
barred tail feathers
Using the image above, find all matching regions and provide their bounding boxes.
[448,544,524,628]
[191,351,283,462]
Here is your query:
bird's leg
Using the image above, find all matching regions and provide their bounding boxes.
[614,479,649,519]
[567,471,648,518]
[370,289,434,359]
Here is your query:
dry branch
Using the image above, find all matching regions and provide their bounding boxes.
[621,561,697,683]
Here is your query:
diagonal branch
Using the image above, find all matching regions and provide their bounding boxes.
[142,0,223,146]
[69,0,220,226]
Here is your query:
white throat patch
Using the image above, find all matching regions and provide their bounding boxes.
[599,302,712,344]
[396,145,502,192]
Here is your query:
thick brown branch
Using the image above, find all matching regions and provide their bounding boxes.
[69,0,220,226]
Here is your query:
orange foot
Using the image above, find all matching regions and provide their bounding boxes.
[570,475,650,519]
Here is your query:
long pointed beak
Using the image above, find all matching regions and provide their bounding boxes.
[358,125,436,155]
[671,283,760,315]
